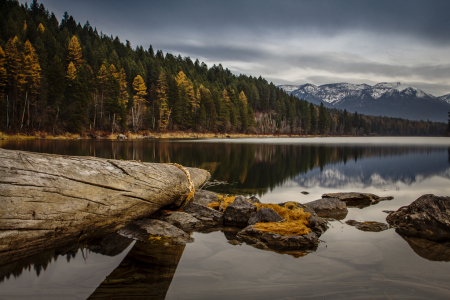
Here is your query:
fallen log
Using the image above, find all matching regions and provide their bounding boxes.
[0,148,210,265]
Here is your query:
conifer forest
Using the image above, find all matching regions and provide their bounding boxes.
[0,0,447,136]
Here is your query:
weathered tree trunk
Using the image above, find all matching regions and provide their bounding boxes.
[0,148,210,265]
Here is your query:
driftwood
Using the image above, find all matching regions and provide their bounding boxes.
[0,148,210,265]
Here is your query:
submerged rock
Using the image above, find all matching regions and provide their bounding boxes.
[237,225,318,251]
[182,202,224,225]
[118,219,193,245]
[301,191,309,195]
[322,192,393,208]
[304,198,348,220]
[386,194,450,242]
[248,208,284,225]
[345,220,389,232]
[160,212,202,231]
[224,196,257,226]
[192,190,220,206]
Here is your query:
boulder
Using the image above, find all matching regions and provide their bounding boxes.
[182,202,224,225]
[322,192,393,208]
[118,219,192,245]
[116,134,127,139]
[304,198,348,219]
[247,196,261,204]
[160,212,202,231]
[345,220,389,232]
[248,208,284,225]
[386,194,450,242]
[192,190,220,206]
[224,196,257,226]
[237,225,319,251]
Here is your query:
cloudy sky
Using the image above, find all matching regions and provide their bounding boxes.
[27,0,450,96]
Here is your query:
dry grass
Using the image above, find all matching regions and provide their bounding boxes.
[207,202,220,210]
[253,202,311,236]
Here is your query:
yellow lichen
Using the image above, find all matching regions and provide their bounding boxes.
[208,202,220,210]
[220,196,237,212]
[253,202,311,236]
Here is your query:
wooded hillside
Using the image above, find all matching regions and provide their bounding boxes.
[0,0,446,136]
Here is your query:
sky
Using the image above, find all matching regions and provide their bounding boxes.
[24,0,450,96]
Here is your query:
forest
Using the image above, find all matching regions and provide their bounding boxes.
[0,0,447,136]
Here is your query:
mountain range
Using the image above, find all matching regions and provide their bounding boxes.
[278,82,450,122]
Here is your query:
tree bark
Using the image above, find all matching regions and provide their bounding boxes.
[0,148,210,265]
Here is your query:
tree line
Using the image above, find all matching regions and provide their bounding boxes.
[0,0,447,136]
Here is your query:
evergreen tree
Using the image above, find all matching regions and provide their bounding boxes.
[318,103,329,135]
[309,103,317,133]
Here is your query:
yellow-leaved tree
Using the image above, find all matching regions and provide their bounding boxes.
[37,23,45,34]
[96,63,108,125]
[175,71,198,113]
[67,36,83,68]
[19,40,41,129]
[132,75,147,133]
[156,71,170,130]
[66,61,77,83]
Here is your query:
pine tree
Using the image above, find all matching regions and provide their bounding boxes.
[239,91,248,131]
[67,36,83,68]
[132,75,147,132]
[309,103,317,133]
[318,103,329,135]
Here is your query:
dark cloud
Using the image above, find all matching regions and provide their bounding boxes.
[28,0,450,95]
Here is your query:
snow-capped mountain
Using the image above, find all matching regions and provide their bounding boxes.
[278,82,450,122]
[439,93,450,105]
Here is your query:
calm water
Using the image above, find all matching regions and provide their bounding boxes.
[1,137,450,299]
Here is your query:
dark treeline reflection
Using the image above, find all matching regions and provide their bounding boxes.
[0,233,133,284]
[1,140,449,196]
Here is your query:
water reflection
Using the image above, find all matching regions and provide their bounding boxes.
[88,241,185,300]
[1,139,449,196]
[0,233,132,284]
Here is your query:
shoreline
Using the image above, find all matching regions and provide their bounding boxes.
[0,131,336,141]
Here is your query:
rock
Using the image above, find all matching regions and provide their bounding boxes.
[160,212,202,231]
[301,191,309,195]
[382,210,395,214]
[386,194,450,242]
[248,208,284,225]
[192,190,220,206]
[144,135,156,139]
[278,201,328,237]
[118,219,192,245]
[0,148,210,265]
[87,233,134,256]
[322,192,392,208]
[182,202,224,225]
[224,196,257,226]
[116,134,127,139]
[237,225,319,251]
[304,198,348,220]
[345,220,389,232]
[247,196,261,204]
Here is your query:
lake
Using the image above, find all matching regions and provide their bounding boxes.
[1,137,450,299]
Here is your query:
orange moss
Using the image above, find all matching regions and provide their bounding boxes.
[253,202,311,236]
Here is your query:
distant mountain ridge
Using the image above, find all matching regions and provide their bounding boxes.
[278,82,450,122]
